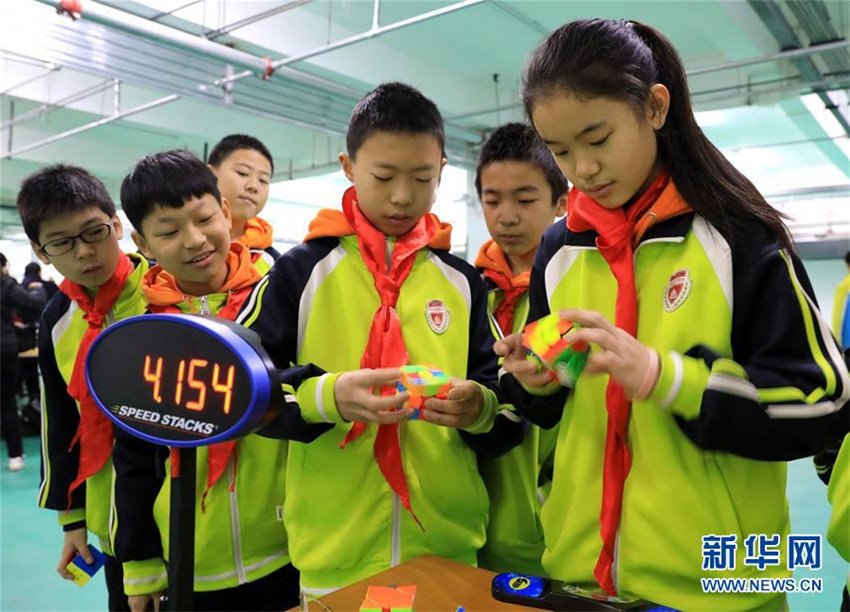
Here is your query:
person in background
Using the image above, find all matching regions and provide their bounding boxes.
[23,261,60,301]
[0,252,45,470]
[17,262,56,425]
[473,122,568,575]
[207,134,280,274]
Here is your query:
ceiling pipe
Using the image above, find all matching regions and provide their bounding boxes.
[372,0,381,30]
[33,0,362,98]
[1,78,115,131]
[215,0,486,87]
[1,93,179,159]
[0,63,61,96]
[688,39,850,76]
[205,0,314,41]
[447,40,850,122]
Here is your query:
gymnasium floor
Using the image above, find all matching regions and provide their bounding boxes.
[1,435,847,611]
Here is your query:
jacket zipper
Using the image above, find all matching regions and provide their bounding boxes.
[227,459,247,584]
[391,494,401,567]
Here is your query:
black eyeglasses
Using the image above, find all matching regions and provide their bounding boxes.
[39,222,114,257]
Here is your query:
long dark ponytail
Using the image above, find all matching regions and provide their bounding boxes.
[522,19,792,250]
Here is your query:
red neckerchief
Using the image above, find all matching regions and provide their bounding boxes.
[475,239,530,336]
[238,217,274,250]
[566,170,671,596]
[305,187,453,528]
[61,253,133,507]
[144,243,261,511]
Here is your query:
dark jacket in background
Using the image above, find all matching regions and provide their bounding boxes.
[1,275,46,353]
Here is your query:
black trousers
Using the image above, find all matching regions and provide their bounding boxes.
[192,562,300,611]
[104,554,131,612]
[0,350,23,458]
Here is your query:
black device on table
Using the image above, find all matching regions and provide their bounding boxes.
[492,573,679,611]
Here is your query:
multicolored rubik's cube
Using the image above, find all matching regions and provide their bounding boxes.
[397,365,452,419]
[522,314,589,387]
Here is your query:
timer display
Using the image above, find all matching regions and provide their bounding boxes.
[86,314,279,446]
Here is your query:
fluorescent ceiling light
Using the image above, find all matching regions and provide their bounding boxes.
[800,93,850,159]
[695,109,728,128]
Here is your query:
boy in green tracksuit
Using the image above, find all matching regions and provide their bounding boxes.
[207,133,280,274]
[17,165,149,611]
[111,150,299,611]
[238,82,522,594]
[473,123,568,575]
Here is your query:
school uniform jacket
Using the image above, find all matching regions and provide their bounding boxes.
[237,234,523,591]
[501,212,850,611]
[476,271,558,576]
[248,245,280,276]
[37,253,149,554]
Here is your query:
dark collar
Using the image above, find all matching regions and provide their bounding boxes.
[563,212,695,248]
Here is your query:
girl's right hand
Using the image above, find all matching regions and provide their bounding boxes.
[334,368,414,423]
[494,333,556,389]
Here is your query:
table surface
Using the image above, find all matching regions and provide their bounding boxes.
[292,555,533,611]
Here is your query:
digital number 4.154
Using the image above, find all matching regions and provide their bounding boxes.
[143,355,235,414]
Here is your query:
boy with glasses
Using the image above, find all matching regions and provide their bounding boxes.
[17,164,149,611]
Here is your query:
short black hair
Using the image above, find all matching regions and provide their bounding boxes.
[346,82,445,159]
[16,164,116,243]
[207,133,274,174]
[475,123,569,205]
[24,262,41,276]
[0,253,6,268]
[121,150,221,233]
[845,251,850,266]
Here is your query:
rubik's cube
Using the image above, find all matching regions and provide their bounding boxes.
[359,584,417,611]
[66,544,108,587]
[522,314,589,387]
[397,365,452,419]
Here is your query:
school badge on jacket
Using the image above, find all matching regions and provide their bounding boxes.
[663,269,692,312]
[425,299,449,333]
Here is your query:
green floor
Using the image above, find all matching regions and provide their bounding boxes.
[1,437,106,611]
[1,437,847,611]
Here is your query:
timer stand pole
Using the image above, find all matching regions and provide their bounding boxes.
[166,447,196,611]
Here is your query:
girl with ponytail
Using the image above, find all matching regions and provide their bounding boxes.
[496,18,849,611]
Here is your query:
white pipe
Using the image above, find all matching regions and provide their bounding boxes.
[0,64,60,96]
[2,94,179,159]
[206,0,314,40]
[33,0,361,97]
[112,79,120,116]
[448,40,850,122]
[371,0,381,30]
[1,79,114,131]
[216,0,485,87]
[688,39,850,76]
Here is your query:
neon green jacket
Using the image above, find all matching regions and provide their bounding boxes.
[239,234,523,591]
[37,253,149,554]
[111,287,290,595]
[827,434,849,573]
[476,279,558,576]
[833,274,850,347]
[502,213,849,610]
